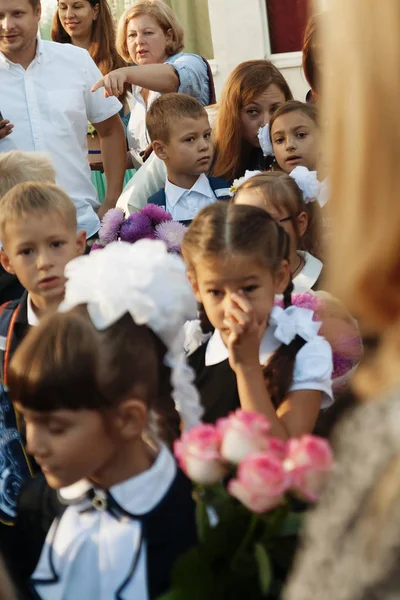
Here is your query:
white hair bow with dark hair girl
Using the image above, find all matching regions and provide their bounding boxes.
[59,239,203,430]
[289,166,329,208]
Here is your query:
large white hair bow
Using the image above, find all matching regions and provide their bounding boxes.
[258,124,274,157]
[289,166,328,207]
[269,305,322,345]
[59,240,203,429]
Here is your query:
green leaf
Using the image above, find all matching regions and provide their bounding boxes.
[170,547,214,600]
[254,543,272,594]
[276,511,304,537]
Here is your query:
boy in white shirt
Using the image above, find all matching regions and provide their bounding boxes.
[146,93,230,223]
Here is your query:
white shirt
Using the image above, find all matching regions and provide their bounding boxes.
[32,444,176,600]
[293,251,323,293]
[0,38,121,238]
[165,173,217,221]
[26,295,39,326]
[204,307,333,409]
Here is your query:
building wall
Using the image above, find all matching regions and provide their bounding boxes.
[207,0,312,101]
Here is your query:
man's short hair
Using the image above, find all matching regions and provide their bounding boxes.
[0,182,77,244]
[0,151,56,199]
[146,93,208,143]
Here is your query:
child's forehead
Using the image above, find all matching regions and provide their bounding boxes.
[171,115,210,137]
[196,253,270,281]
[3,210,74,240]
[272,110,315,133]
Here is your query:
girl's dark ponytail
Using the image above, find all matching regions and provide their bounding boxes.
[263,224,303,408]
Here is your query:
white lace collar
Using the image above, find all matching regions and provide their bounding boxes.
[58,443,176,515]
[293,251,323,293]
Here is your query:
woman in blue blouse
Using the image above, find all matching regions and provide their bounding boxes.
[92,0,213,169]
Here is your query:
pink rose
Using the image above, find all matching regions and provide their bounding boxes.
[174,424,227,485]
[284,435,333,501]
[228,453,290,513]
[217,410,277,464]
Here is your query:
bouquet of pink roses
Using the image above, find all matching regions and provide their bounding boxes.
[161,410,333,600]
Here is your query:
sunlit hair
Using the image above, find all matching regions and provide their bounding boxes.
[0,182,77,245]
[269,100,318,138]
[146,93,208,143]
[8,307,179,443]
[51,0,127,78]
[182,202,306,408]
[323,0,400,397]
[0,151,56,199]
[233,171,322,260]
[302,14,320,97]
[212,60,293,183]
[116,0,184,63]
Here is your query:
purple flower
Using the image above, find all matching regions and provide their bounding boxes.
[90,242,105,252]
[98,208,125,245]
[120,212,154,243]
[141,204,173,226]
[155,221,187,253]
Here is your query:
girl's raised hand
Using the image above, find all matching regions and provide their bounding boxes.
[224,292,266,373]
[91,68,129,98]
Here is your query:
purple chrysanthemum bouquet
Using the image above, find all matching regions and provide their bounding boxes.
[92,205,186,254]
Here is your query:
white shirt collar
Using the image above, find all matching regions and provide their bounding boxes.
[58,443,177,515]
[205,324,281,367]
[293,251,323,293]
[27,295,40,326]
[165,173,215,208]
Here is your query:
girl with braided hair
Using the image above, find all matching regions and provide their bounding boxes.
[182,202,333,440]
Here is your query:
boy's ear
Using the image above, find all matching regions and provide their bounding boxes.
[274,260,291,294]
[76,230,87,256]
[0,250,15,275]
[186,271,202,303]
[152,140,168,161]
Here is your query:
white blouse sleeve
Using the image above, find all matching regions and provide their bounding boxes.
[289,336,334,409]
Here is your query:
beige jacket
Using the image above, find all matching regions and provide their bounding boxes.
[284,387,400,600]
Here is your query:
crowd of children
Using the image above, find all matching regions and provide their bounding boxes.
[0,11,363,599]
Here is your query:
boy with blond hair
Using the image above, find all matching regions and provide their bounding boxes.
[0,151,57,304]
[0,151,56,199]
[146,94,230,223]
[0,181,85,526]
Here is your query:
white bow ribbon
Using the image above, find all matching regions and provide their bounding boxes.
[258,124,274,157]
[269,305,321,345]
[289,166,328,207]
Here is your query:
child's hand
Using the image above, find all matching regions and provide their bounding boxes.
[224,292,266,373]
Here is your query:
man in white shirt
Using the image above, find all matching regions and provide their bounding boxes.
[0,0,126,238]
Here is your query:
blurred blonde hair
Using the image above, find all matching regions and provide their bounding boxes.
[116,0,184,63]
[0,151,55,199]
[323,0,400,396]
